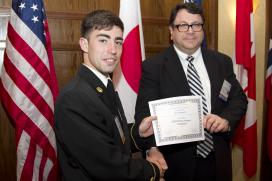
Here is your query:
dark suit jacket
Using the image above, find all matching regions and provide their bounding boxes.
[133,46,247,181]
[54,65,159,181]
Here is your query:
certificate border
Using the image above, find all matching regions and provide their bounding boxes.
[149,96,204,146]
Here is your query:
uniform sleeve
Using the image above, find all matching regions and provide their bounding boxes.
[54,89,160,181]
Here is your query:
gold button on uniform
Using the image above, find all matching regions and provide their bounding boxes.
[96,87,103,93]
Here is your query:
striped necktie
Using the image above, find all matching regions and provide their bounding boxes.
[186,56,213,158]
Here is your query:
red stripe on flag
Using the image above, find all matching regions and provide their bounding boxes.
[3,53,54,127]
[120,26,142,93]
[20,140,36,181]
[0,82,56,160]
[44,20,59,101]
[39,153,47,181]
[46,163,58,181]
[7,24,52,87]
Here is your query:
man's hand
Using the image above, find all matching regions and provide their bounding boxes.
[139,116,157,137]
[203,114,229,133]
[146,147,168,179]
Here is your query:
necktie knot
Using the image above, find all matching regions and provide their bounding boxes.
[106,79,116,102]
[107,79,115,93]
[106,79,118,111]
[186,56,194,63]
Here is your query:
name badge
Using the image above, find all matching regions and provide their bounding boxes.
[219,80,231,101]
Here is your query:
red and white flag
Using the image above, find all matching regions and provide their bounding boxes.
[113,0,145,123]
[266,41,272,161]
[0,0,59,180]
[232,0,257,177]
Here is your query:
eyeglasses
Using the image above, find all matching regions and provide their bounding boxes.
[174,23,204,32]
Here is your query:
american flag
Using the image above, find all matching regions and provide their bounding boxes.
[0,0,59,180]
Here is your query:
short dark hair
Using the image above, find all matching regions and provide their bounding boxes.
[169,3,205,27]
[81,10,124,38]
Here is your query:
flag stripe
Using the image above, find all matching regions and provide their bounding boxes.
[7,23,53,90]
[1,68,56,147]
[43,20,59,102]
[3,53,54,123]
[43,158,53,180]
[39,153,47,181]
[0,69,56,156]
[33,145,43,181]
[0,84,57,179]
[17,131,31,179]
[10,10,50,70]
[20,138,36,180]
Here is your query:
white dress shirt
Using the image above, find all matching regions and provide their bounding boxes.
[173,46,211,113]
[83,63,111,87]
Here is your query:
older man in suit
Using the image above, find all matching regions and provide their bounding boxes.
[133,3,247,181]
[54,10,166,181]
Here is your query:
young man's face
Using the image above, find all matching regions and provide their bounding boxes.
[169,9,204,55]
[80,26,123,76]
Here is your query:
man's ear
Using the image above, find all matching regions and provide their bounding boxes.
[169,26,174,41]
[79,38,88,53]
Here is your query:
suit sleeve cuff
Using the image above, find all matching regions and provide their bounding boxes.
[147,161,160,181]
[130,123,156,151]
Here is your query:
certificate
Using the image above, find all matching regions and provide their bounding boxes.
[149,96,204,146]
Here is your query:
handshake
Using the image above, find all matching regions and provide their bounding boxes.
[138,113,231,180]
[139,116,168,181]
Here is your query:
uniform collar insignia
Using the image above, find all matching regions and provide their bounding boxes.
[96,86,103,93]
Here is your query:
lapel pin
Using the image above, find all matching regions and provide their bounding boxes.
[96,87,103,93]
